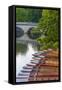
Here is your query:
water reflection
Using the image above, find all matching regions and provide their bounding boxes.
[16,43,28,55]
[16,42,38,77]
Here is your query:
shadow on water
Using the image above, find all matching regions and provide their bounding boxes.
[16,43,28,55]
[16,40,39,55]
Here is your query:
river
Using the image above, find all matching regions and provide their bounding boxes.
[16,22,39,82]
[16,41,38,82]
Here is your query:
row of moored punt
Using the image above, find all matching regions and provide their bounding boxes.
[16,49,59,82]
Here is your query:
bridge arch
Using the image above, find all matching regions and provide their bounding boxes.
[27,27,34,39]
[16,27,24,38]
[16,22,39,41]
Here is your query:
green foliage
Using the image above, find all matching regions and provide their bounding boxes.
[16,8,59,50]
[53,41,58,49]
[16,43,28,55]
[31,28,41,38]
[16,8,42,22]
[27,27,41,39]
[36,9,59,50]
[37,36,48,44]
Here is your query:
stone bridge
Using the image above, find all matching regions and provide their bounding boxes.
[16,22,37,33]
[16,22,37,42]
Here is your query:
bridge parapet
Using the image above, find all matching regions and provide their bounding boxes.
[16,22,37,33]
[16,22,37,26]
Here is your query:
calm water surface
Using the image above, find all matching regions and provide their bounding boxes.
[16,42,38,80]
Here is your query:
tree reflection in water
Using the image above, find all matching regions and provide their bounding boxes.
[16,43,28,55]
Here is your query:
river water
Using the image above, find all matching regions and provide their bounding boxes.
[16,41,38,82]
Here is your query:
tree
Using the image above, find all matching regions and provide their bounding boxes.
[16,8,42,22]
[36,9,59,50]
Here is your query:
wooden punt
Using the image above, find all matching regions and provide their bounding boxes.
[38,68,58,72]
[32,58,43,60]
[31,58,48,61]
[16,79,29,82]
[38,64,58,67]
[21,69,32,72]
[30,60,44,64]
[23,65,34,68]
[46,56,58,58]
[37,72,58,75]
[32,51,47,55]
[32,56,45,60]
[47,52,58,58]
[16,77,29,79]
[32,53,46,57]
[30,60,40,62]
[30,62,39,64]
[37,56,45,58]
[31,60,44,64]
[32,52,44,56]
[23,66,33,69]
[18,73,30,76]
[21,70,32,73]
[45,60,59,66]
[30,75,58,78]
[26,64,37,67]
[44,58,59,61]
